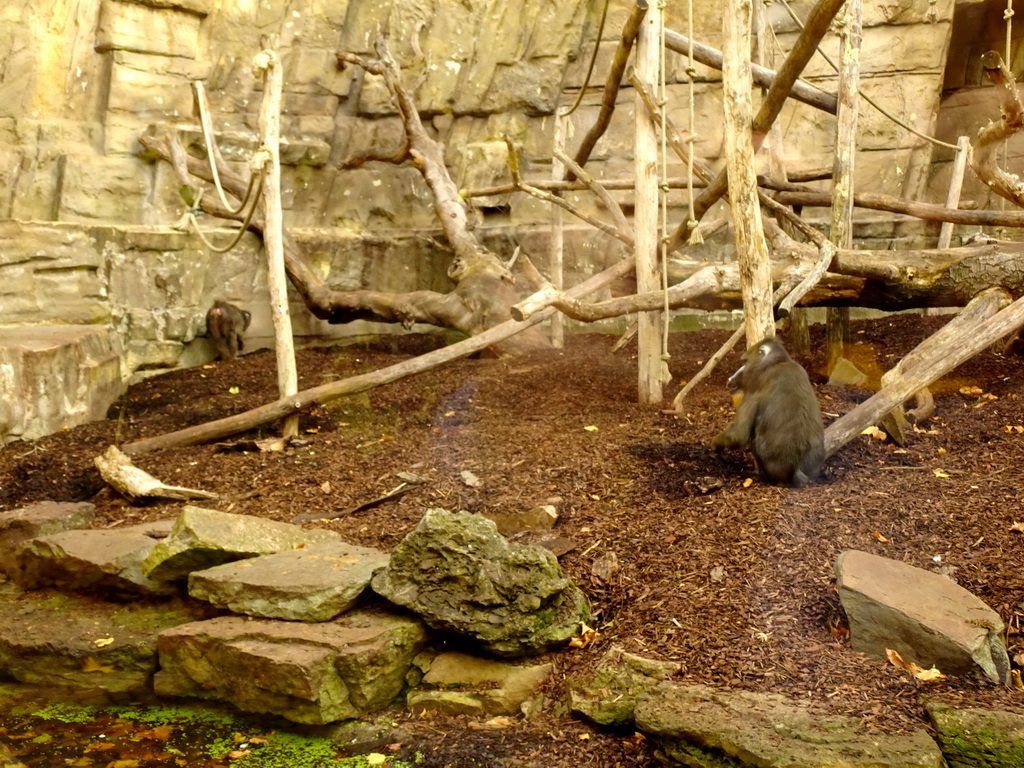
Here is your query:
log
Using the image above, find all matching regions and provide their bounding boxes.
[973,50,1024,209]
[95,445,217,502]
[824,287,1021,457]
[662,30,837,115]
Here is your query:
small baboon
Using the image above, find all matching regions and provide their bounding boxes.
[206,301,251,360]
[712,336,825,487]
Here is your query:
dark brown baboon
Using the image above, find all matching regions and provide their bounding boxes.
[712,336,825,487]
[206,301,251,361]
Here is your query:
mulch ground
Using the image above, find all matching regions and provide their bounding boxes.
[2,314,1023,766]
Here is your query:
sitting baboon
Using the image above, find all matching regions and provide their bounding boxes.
[712,336,825,487]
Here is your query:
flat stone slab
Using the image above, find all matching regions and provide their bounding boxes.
[635,684,945,768]
[0,582,210,694]
[142,505,342,582]
[0,501,95,577]
[570,645,681,727]
[927,701,1024,768]
[407,651,552,717]
[154,610,428,724]
[836,550,1010,683]
[188,541,390,621]
[18,520,177,595]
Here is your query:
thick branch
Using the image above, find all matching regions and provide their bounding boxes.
[663,30,837,115]
[972,50,1024,209]
[565,0,648,179]
[667,0,848,249]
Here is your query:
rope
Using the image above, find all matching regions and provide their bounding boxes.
[776,0,959,152]
[559,0,611,118]
[184,151,268,254]
[195,82,258,215]
[685,0,703,245]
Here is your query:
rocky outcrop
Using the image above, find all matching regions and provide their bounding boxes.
[154,610,428,725]
[635,683,945,768]
[835,550,1010,684]
[142,505,342,581]
[187,541,389,621]
[371,508,589,657]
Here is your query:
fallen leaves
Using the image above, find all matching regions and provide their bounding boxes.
[569,622,599,650]
[861,426,887,441]
[885,648,945,681]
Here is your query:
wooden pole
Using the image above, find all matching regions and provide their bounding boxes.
[937,136,972,249]
[550,112,566,348]
[723,0,774,344]
[826,0,861,374]
[254,41,300,439]
[634,0,663,404]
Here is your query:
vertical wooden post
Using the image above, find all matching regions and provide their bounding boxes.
[254,41,300,439]
[550,112,566,349]
[634,0,663,404]
[723,0,774,346]
[826,0,861,374]
[937,135,972,249]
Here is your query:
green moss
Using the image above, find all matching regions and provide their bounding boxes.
[105,703,236,727]
[32,703,95,723]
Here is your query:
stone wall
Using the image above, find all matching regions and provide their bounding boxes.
[0,0,992,382]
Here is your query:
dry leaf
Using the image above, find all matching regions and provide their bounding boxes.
[933,469,950,478]
[92,637,115,648]
[320,481,331,494]
[742,478,753,488]
[861,426,887,441]
[1010,522,1024,533]
[569,621,599,649]
[468,717,514,731]
[885,648,945,681]
[1012,669,1023,690]
[1002,425,1024,433]
[584,425,599,432]
[959,386,983,397]
[871,531,890,543]
[81,656,114,673]
[228,750,252,759]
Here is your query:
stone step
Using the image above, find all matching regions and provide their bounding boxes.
[0,324,123,443]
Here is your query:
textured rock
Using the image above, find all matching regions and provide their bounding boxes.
[371,508,589,657]
[17,520,177,595]
[154,611,428,724]
[188,541,389,621]
[636,684,945,768]
[570,646,681,727]
[407,651,552,717]
[927,702,1024,768]
[142,506,341,582]
[835,550,1010,684]
[0,501,95,577]
[0,582,206,693]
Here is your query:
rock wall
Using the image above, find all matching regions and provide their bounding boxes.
[0,1,988,384]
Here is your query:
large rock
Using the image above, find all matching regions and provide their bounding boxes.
[188,541,389,621]
[835,550,1010,684]
[635,684,945,768]
[407,651,553,718]
[371,508,589,657]
[927,702,1024,768]
[0,500,95,577]
[0,582,208,693]
[142,505,342,582]
[154,610,428,724]
[17,520,177,595]
[570,646,681,727]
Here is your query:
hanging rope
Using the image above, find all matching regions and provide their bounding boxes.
[184,151,268,254]
[559,0,611,118]
[684,0,703,245]
[775,0,959,151]
[194,82,261,215]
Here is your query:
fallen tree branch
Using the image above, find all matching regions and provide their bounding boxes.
[121,257,639,456]
[824,287,1022,456]
[95,445,218,501]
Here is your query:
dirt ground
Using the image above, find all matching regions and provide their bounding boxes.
[2,315,1024,766]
